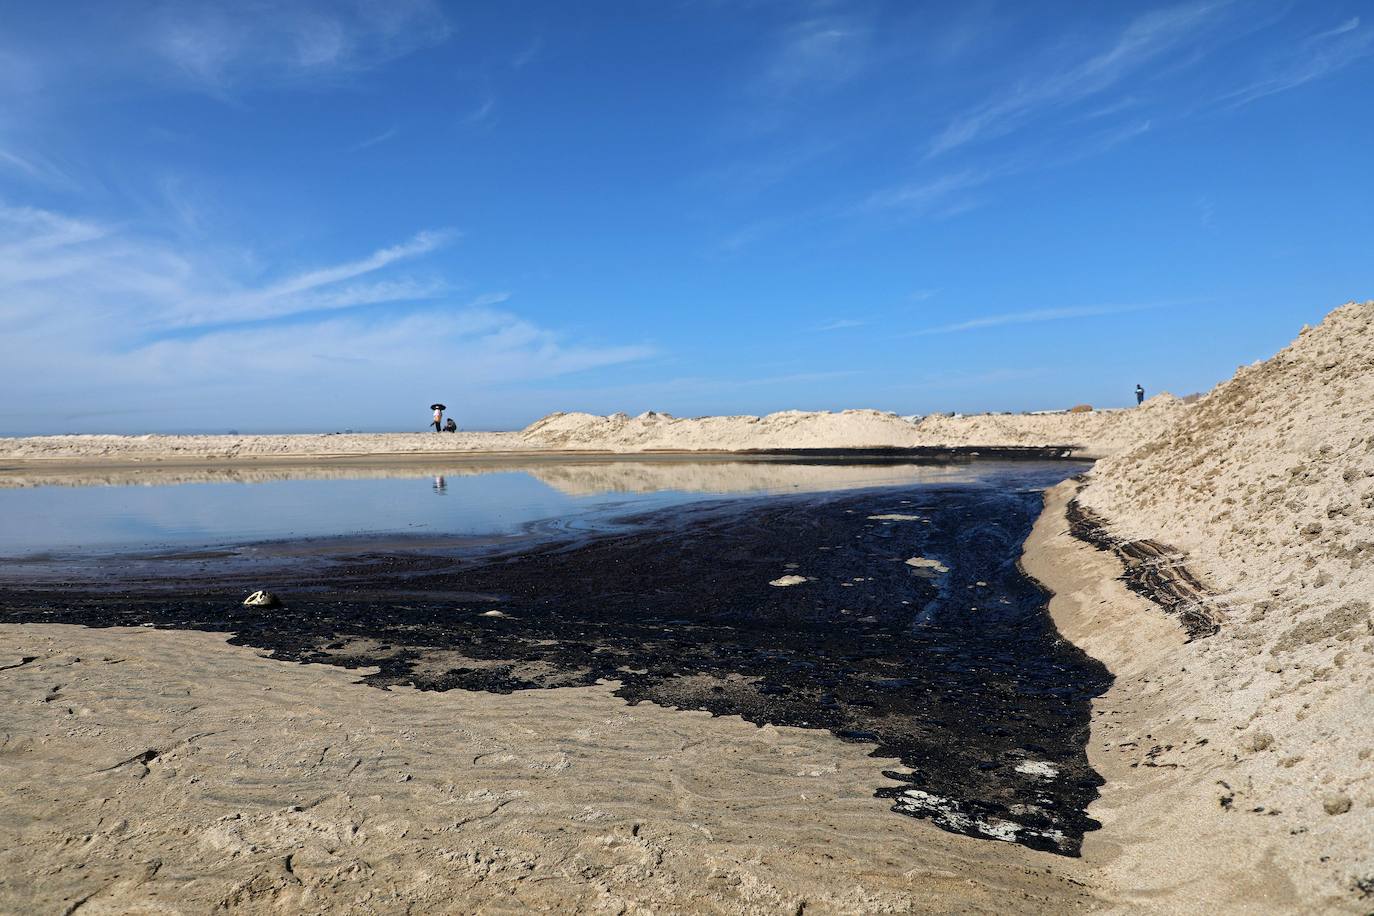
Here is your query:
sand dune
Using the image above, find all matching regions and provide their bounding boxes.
[521,400,1185,456]
[1069,300,1374,909]
[0,399,1184,465]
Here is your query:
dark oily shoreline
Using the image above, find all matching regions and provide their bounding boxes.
[0,445,1088,487]
[1065,492,1221,640]
[0,465,1112,855]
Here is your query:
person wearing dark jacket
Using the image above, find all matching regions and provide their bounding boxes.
[1135,384,1145,406]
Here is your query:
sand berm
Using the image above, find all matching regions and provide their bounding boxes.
[1046,299,1373,910]
[0,395,1188,463]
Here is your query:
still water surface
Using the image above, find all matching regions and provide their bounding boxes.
[0,459,1082,557]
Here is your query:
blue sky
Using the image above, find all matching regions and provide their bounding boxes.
[1,0,1370,434]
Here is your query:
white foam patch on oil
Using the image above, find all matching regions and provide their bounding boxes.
[896,789,1066,848]
[1014,760,1060,779]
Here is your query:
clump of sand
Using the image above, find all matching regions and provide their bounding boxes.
[519,400,1187,456]
[1079,300,1374,904]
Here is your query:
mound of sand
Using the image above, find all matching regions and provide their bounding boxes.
[520,400,1187,456]
[520,409,928,451]
[0,398,1187,463]
[1078,301,1374,905]
[910,395,1186,455]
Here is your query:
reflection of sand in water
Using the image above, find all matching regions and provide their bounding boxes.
[524,461,989,496]
[0,459,1001,496]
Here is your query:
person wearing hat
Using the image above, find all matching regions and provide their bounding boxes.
[431,404,444,432]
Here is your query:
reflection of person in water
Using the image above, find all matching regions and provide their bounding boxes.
[433,475,446,494]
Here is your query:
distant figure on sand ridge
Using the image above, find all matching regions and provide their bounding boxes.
[1135,384,1145,406]
[444,418,457,433]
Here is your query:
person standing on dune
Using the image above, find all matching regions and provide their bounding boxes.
[1135,384,1145,406]
[431,404,443,432]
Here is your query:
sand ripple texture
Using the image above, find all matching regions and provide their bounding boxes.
[0,625,1099,915]
[1079,301,1374,907]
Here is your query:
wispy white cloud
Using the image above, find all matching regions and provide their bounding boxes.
[863,169,994,215]
[254,231,448,300]
[0,145,75,188]
[760,14,871,96]
[349,126,399,152]
[909,303,1156,336]
[810,318,866,332]
[0,0,450,105]
[867,117,1151,218]
[927,1,1225,156]
[1216,17,1374,108]
[1197,195,1217,228]
[511,35,543,70]
[131,306,653,390]
[68,0,445,98]
[0,204,653,433]
[464,95,497,125]
[1310,16,1362,43]
[164,229,456,327]
[693,135,844,197]
[149,0,452,92]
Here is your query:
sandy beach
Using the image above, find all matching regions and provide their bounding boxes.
[6,1,1371,909]
[0,394,1185,468]
[0,624,1103,914]
[1,302,1370,913]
